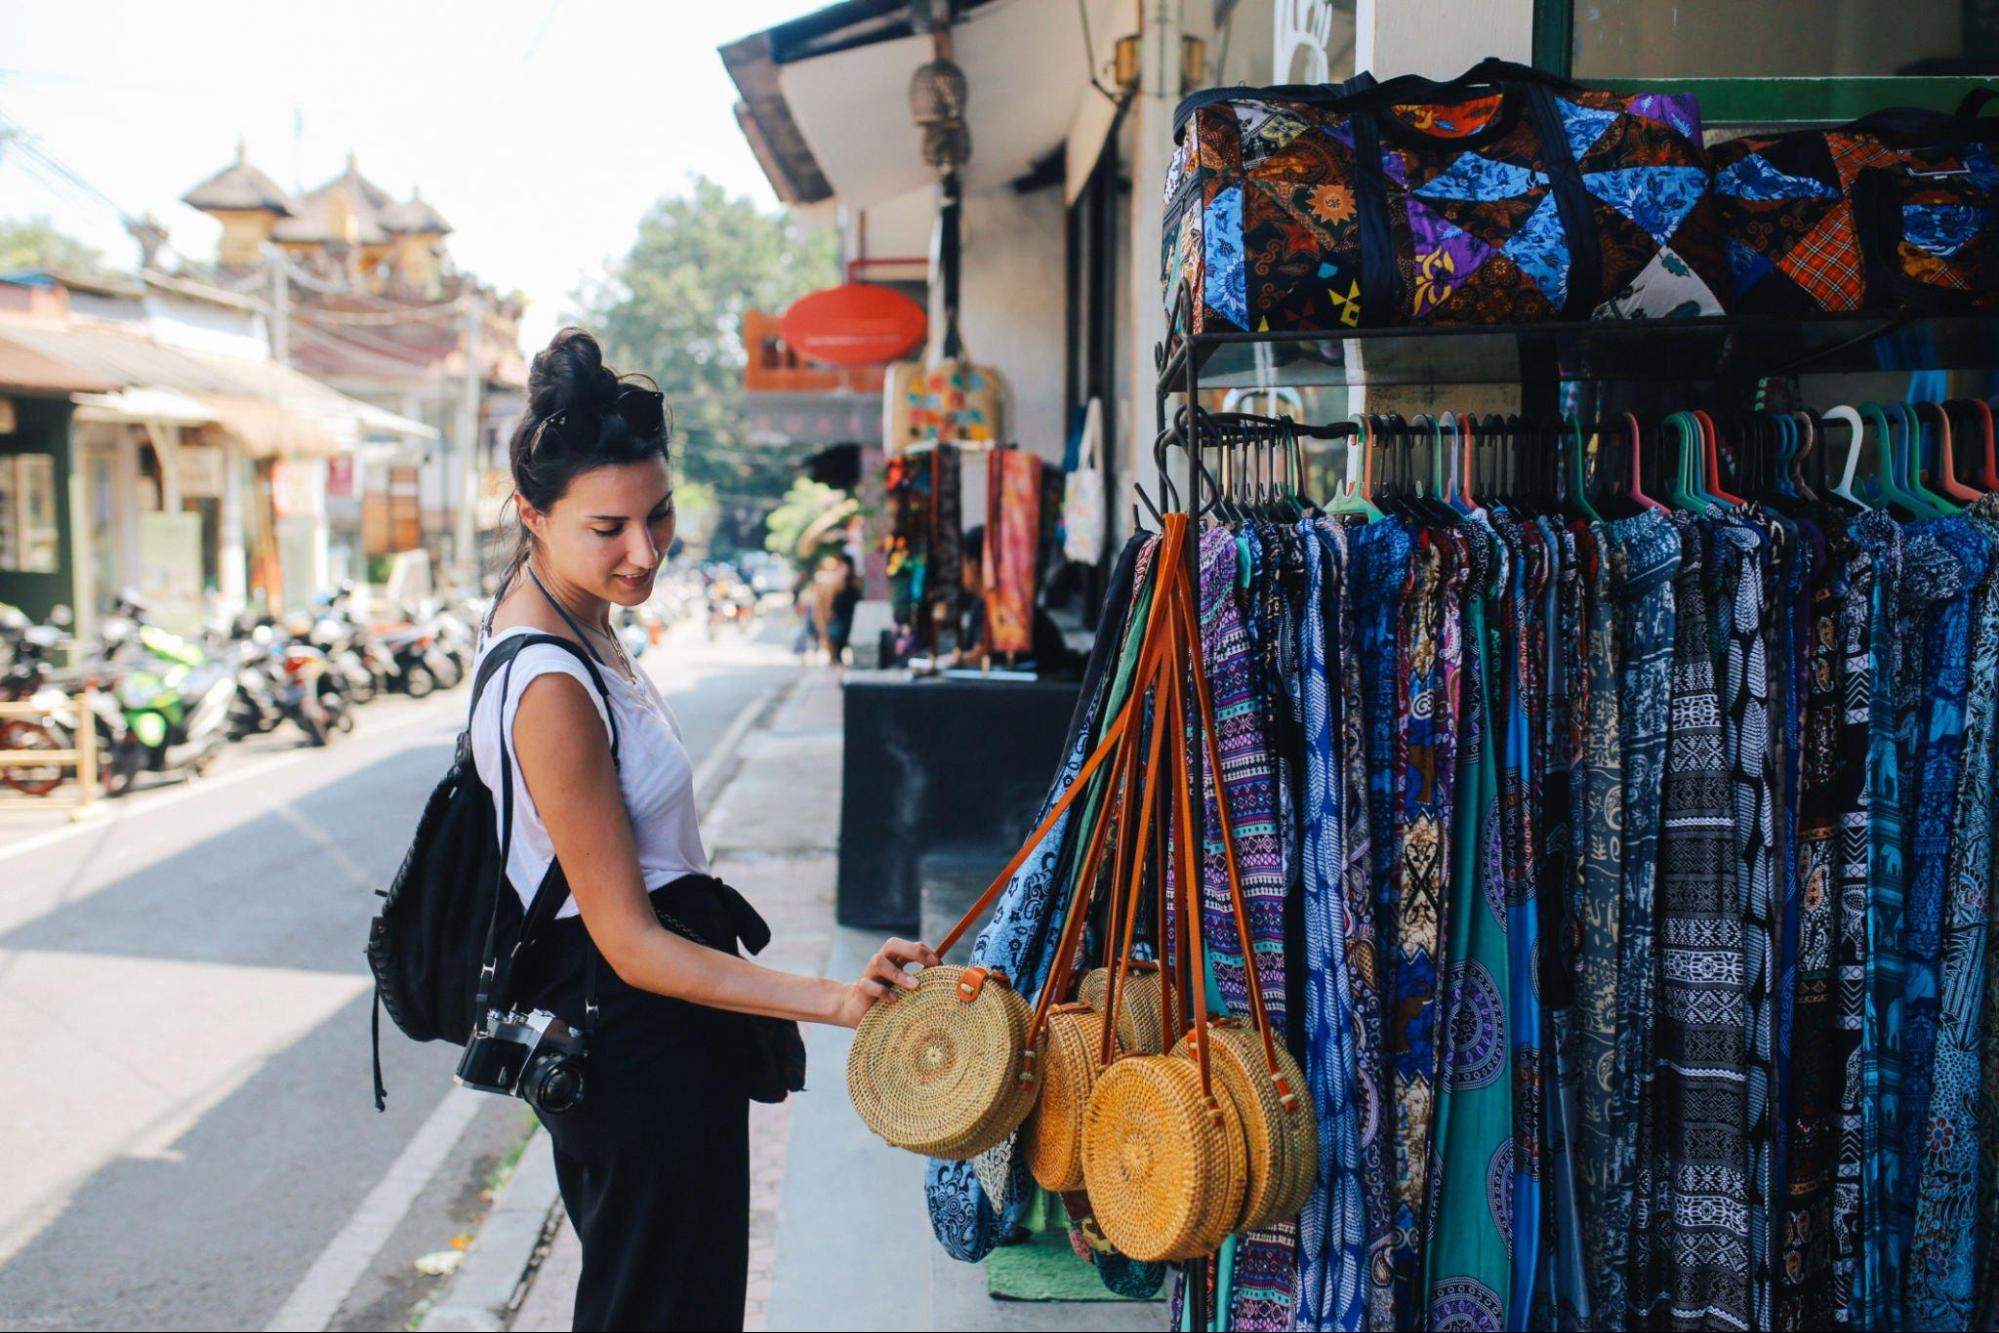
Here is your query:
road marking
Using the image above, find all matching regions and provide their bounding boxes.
[693,675,792,805]
[262,1087,486,1333]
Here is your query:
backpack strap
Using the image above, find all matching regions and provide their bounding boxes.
[472,631,620,1026]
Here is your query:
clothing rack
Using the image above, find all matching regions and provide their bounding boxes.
[1146,299,1999,1332]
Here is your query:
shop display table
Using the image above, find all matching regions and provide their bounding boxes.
[837,671,1082,930]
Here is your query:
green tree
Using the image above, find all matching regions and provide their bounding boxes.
[762,476,850,569]
[0,215,113,277]
[572,176,838,550]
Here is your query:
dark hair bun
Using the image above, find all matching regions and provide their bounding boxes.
[529,326,621,419]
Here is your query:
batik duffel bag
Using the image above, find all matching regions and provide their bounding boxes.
[1164,57,1730,334]
[1709,92,1999,316]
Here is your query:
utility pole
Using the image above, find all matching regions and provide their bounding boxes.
[267,243,290,366]
[456,295,483,588]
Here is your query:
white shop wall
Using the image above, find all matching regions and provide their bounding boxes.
[928,185,1070,469]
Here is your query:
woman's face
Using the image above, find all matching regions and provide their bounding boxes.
[523,456,675,607]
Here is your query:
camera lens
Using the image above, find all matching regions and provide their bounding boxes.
[529,1056,585,1114]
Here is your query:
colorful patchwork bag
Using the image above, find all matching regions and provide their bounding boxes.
[1163,58,1730,336]
[1709,93,1999,315]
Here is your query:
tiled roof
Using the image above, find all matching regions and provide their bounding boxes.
[380,189,451,236]
[181,143,295,215]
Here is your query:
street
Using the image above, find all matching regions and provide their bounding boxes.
[0,620,800,1332]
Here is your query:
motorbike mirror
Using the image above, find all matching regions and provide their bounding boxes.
[49,603,73,628]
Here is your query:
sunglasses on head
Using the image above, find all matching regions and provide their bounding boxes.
[534,384,668,452]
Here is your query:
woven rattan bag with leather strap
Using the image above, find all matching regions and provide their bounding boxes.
[847,521,1188,1161]
[1079,554,1251,1262]
[1024,612,1176,1192]
[1161,572,1317,1232]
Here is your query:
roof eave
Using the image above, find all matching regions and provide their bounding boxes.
[720,31,836,205]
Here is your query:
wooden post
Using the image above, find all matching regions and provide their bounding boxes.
[72,687,99,821]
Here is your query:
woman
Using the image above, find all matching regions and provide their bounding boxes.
[472,328,934,1330]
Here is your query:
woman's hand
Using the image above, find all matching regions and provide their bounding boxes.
[834,937,941,1027]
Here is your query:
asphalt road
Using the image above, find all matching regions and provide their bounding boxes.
[0,618,800,1331]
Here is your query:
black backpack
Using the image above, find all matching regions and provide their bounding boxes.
[365,629,618,1109]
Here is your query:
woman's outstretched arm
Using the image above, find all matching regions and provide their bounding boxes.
[511,672,938,1027]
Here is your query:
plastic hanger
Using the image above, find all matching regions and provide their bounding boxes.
[1822,406,1868,510]
[1691,409,1744,509]
[1663,412,1708,514]
[1567,417,1602,522]
[1968,398,1999,490]
[1920,400,1979,505]
[1895,401,1954,516]
[1458,413,1480,511]
[1858,402,1924,517]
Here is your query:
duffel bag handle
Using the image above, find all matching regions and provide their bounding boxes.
[1336,55,1579,111]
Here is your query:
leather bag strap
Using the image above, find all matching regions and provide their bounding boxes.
[933,518,1188,958]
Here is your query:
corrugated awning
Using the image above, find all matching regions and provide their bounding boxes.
[0,334,116,396]
[72,385,216,426]
[0,317,437,456]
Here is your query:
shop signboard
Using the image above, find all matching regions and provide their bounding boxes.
[173,445,226,498]
[276,514,320,612]
[136,511,203,633]
[779,283,927,366]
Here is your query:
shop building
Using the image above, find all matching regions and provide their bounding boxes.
[0,267,434,638]
[725,0,1997,576]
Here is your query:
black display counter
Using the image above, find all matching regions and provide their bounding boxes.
[836,672,1082,930]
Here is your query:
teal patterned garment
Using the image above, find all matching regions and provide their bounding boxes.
[1423,531,1515,1333]
[1906,510,1997,1330]
[1492,512,1546,1332]
[1609,511,1681,1322]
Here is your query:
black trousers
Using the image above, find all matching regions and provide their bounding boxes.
[519,877,752,1331]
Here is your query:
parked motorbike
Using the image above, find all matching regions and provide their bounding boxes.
[97,595,235,787]
[0,603,130,798]
[274,616,352,745]
[314,585,393,703]
[226,621,287,740]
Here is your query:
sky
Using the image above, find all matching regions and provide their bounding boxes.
[0,0,829,349]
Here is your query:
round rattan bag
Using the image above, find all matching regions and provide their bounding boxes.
[846,965,1039,1160]
[1078,961,1166,1055]
[1171,1018,1318,1231]
[1081,1050,1248,1262]
[1025,1003,1121,1190]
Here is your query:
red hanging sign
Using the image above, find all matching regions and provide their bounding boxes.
[779,282,927,367]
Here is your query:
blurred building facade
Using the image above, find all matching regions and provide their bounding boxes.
[180,146,528,586]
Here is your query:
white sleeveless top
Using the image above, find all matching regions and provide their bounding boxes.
[470,625,710,918]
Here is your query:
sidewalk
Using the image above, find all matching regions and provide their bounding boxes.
[439,664,1156,1332]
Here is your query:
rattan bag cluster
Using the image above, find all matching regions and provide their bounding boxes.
[846,523,1186,1162]
[1077,515,1317,1259]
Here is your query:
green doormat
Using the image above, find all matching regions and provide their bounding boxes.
[986,1232,1130,1302]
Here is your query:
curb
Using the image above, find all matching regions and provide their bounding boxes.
[417,1134,561,1332]
[413,669,799,1331]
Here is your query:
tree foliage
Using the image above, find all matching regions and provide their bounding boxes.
[572,176,837,551]
[0,215,113,278]
[762,476,849,569]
